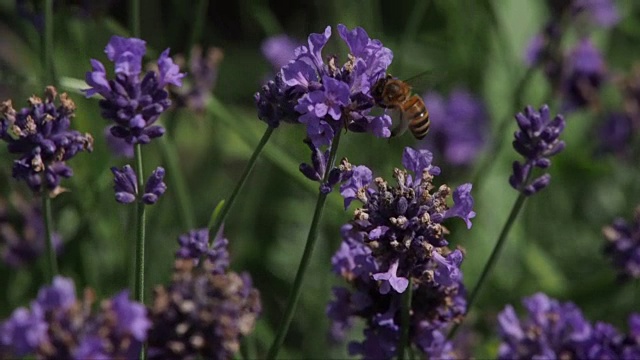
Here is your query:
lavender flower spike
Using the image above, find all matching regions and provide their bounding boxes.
[111,165,167,205]
[328,147,473,358]
[509,105,565,195]
[0,87,93,193]
[85,36,184,145]
[255,24,393,143]
[147,232,261,359]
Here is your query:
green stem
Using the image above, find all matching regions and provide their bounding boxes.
[398,278,413,360]
[448,192,528,339]
[134,143,146,303]
[160,136,195,230]
[208,126,274,244]
[266,131,342,360]
[43,0,55,85]
[42,191,58,281]
[129,0,140,38]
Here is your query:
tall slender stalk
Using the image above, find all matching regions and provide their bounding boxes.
[187,0,208,52]
[129,0,140,38]
[266,131,343,360]
[208,126,274,244]
[133,143,146,303]
[398,278,413,360]
[42,191,58,281]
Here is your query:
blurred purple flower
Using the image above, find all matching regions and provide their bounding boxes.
[562,39,606,111]
[254,24,393,147]
[509,105,565,196]
[597,112,633,157]
[498,293,640,359]
[84,36,184,145]
[603,206,640,280]
[497,293,592,359]
[111,165,167,205]
[171,46,223,113]
[0,276,149,359]
[0,193,62,268]
[261,34,300,70]
[328,147,473,358]
[147,256,261,359]
[0,87,93,193]
[421,88,488,166]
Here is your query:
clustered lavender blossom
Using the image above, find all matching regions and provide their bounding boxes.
[147,229,261,359]
[255,24,393,144]
[0,86,93,193]
[509,105,566,196]
[421,88,488,166]
[84,35,184,145]
[327,147,475,358]
[0,193,62,268]
[602,206,640,280]
[497,292,640,359]
[0,276,150,359]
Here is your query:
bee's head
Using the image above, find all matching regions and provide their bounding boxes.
[371,74,392,105]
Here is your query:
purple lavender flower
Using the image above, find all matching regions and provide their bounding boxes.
[602,206,640,280]
[147,257,261,359]
[328,147,473,358]
[0,87,93,193]
[497,293,592,359]
[176,227,230,274]
[261,34,300,70]
[0,193,62,268]
[254,24,393,145]
[84,36,184,145]
[421,88,487,166]
[0,276,150,359]
[111,165,167,205]
[597,112,633,157]
[299,138,354,194]
[509,105,565,196]
[562,39,607,111]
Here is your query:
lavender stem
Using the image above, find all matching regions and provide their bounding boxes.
[266,130,342,359]
[398,278,413,360]
[133,143,146,304]
[42,192,58,280]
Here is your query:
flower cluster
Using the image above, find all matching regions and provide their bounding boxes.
[497,292,640,359]
[0,193,62,268]
[84,35,184,145]
[299,138,353,193]
[327,147,474,358]
[0,276,150,359]
[111,165,167,205]
[509,105,566,196]
[170,45,223,113]
[254,24,393,146]
[602,206,640,280]
[0,86,93,193]
[175,227,230,274]
[147,230,261,359]
[421,88,488,166]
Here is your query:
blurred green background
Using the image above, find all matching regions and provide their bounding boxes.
[1,0,640,358]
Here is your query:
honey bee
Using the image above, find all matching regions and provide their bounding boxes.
[371,74,430,140]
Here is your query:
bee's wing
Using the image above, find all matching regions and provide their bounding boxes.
[389,107,410,138]
[402,70,448,94]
